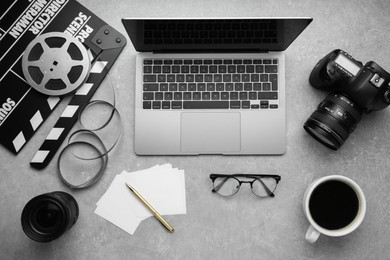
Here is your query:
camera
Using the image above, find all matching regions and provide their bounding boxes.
[21,191,79,242]
[304,49,390,150]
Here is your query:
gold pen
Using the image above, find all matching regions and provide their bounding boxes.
[125,182,174,233]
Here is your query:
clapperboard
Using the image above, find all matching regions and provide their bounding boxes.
[0,0,126,168]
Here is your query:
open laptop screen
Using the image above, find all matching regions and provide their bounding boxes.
[122,18,312,52]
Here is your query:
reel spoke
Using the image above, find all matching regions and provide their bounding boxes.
[40,40,51,53]
[72,60,89,68]
[61,38,72,52]
[61,74,72,87]
[40,74,50,88]
[27,60,42,67]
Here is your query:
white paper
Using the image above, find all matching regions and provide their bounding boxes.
[122,165,187,218]
[94,164,186,235]
[94,175,143,235]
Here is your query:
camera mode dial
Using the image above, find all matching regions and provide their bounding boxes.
[370,73,385,88]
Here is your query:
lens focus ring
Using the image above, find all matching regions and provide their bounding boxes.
[318,100,357,133]
[304,93,363,150]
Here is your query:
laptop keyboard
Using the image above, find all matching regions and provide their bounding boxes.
[142,58,278,110]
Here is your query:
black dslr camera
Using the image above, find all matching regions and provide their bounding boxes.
[304,49,390,150]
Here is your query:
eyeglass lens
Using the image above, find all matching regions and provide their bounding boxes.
[213,176,277,197]
[251,178,277,197]
[213,177,241,196]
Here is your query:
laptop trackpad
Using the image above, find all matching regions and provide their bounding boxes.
[181,112,241,153]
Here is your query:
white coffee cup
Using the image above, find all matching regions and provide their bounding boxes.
[303,175,366,243]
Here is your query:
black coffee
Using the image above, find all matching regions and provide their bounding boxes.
[309,180,359,230]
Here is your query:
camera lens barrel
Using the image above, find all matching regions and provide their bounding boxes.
[21,191,79,242]
[304,93,363,150]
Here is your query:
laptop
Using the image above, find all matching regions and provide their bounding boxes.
[121,18,312,155]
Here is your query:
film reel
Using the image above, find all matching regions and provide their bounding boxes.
[22,32,91,96]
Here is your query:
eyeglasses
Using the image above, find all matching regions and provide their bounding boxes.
[209,174,281,197]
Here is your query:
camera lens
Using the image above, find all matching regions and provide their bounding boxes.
[21,191,79,242]
[304,93,363,150]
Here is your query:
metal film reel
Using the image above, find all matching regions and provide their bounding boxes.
[22,32,91,96]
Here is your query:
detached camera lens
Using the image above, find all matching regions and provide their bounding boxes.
[304,93,363,150]
[21,191,79,242]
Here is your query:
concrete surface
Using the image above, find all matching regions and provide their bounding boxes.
[1,0,390,259]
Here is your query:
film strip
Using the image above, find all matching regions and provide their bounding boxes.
[57,96,122,189]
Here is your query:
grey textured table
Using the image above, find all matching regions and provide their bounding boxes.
[1,0,390,259]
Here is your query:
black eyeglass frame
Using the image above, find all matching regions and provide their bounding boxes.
[209,174,281,197]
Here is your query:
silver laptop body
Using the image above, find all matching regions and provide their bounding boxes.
[122,18,312,155]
